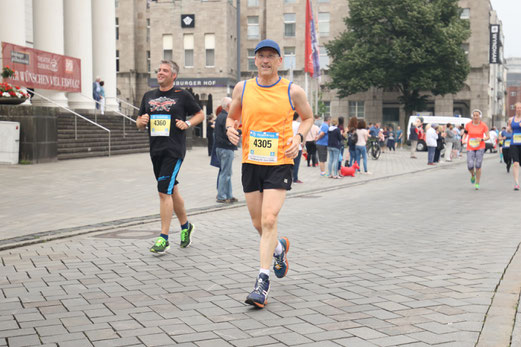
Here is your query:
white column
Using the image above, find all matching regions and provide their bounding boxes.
[32,0,68,107]
[0,0,25,46]
[92,0,118,111]
[64,0,94,109]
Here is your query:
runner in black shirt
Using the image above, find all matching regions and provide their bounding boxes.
[136,60,204,253]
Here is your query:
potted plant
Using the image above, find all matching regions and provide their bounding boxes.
[1,66,30,105]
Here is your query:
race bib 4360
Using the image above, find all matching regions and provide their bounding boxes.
[248,130,279,163]
[150,114,171,137]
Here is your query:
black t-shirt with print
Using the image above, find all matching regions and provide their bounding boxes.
[139,87,201,159]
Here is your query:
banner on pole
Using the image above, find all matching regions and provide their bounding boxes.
[305,0,320,78]
[1,42,82,92]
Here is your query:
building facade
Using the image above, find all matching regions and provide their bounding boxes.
[0,0,118,111]
[117,0,506,132]
[506,58,521,118]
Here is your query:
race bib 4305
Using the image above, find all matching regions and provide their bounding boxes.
[150,114,171,137]
[248,130,279,163]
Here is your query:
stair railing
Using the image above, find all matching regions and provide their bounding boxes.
[78,94,137,138]
[30,90,111,156]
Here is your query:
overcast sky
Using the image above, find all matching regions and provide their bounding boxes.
[490,0,521,58]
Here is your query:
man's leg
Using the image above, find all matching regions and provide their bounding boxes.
[411,140,417,157]
[216,148,232,201]
[259,189,286,269]
[159,192,174,235]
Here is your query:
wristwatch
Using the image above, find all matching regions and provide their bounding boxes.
[297,133,304,142]
[185,120,191,128]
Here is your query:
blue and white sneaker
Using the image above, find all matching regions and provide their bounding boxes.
[273,237,290,279]
[245,273,270,308]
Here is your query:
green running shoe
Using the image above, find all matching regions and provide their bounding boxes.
[150,237,169,253]
[470,175,475,184]
[180,223,194,248]
[475,183,480,190]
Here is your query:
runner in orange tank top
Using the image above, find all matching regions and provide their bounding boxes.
[225,39,313,308]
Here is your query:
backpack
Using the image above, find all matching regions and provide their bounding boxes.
[347,131,358,147]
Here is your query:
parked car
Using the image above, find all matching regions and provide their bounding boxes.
[407,115,471,151]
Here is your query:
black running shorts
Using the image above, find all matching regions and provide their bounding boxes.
[242,163,293,193]
[510,145,521,163]
[151,155,183,194]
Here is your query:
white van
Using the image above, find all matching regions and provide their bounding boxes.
[407,115,471,151]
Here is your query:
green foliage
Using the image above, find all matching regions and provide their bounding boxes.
[326,0,470,116]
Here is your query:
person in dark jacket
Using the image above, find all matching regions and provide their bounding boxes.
[214,97,238,203]
[327,119,343,178]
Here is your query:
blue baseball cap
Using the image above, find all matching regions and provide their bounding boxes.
[254,39,281,56]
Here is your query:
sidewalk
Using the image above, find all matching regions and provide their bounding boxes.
[0,146,467,248]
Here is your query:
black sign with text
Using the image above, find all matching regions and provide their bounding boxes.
[489,24,501,64]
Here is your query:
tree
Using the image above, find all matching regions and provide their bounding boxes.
[326,0,470,128]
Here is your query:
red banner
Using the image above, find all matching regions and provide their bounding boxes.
[1,42,81,92]
[304,0,314,76]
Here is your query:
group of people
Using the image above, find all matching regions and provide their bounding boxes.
[137,39,313,309]
[134,38,521,312]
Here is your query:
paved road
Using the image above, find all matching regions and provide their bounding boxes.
[0,147,444,244]
[2,148,521,346]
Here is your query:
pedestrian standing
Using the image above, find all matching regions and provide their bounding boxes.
[305,123,319,167]
[426,124,438,165]
[396,126,403,149]
[215,97,238,203]
[136,60,205,253]
[347,116,358,166]
[387,127,396,152]
[444,123,455,161]
[409,117,422,158]
[316,116,331,176]
[464,109,490,190]
[225,39,313,308]
[93,76,101,110]
[327,119,343,178]
[99,81,106,115]
[434,125,444,163]
[355,118,370,174]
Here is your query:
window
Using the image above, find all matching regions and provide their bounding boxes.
[319,45,329,69]
[461,43,469,55]
[284,0,296,3]
[511,91,517,97]
[205,34,215,67]
[349,101,365,118]
[248,0,258,7]
[115,17,119,40]
[184,34,194,67]
[116,50,119,72]
[248,49,256,70]
[247,16,259,39]
[147,51,151,73]
[146,19,150,42]
[511,105,515,110]
[284,47,296,70]
[322,101,330,117]
[318,0,329,2]
[318,12,330,37]
[460,8,470,19]
[284,13,296,37]
[163,34,173,61]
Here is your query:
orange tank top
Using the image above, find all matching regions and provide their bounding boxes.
[241,77,295,165]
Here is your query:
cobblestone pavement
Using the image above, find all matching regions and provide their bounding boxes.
[1,149,521,346]
[1,147,445,243]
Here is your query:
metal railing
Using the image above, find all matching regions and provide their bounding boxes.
[115,97,139,111]
[30,90,111,156]
[77,94,137,138]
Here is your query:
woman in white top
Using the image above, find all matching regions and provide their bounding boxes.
[355,119,371,174]
[305,123,320,167]
[425,123,438,165]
